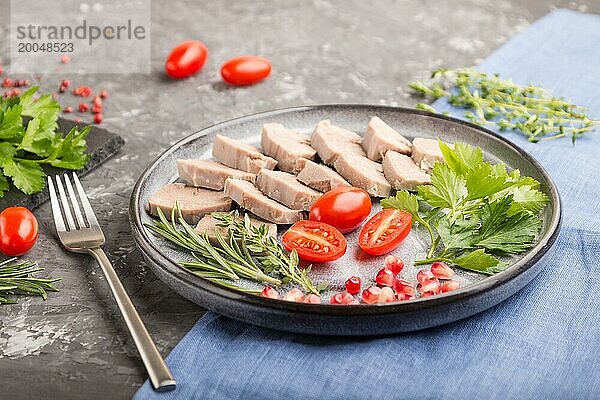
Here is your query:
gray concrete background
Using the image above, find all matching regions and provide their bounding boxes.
[0,1,598,399]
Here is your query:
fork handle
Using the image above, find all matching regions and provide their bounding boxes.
[89,247,176,392]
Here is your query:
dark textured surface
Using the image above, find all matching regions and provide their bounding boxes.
[0,118,124,210]
[130,105,561,335]
[0,1,598,399]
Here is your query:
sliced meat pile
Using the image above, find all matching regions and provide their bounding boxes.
[148,183,232,224]
[213,134,277,174]
[383,150,431,191]
[195,213,277,246]
[310,119,365,164]
[362,116,412,161]
[296,158,350,192]
[261,123,316,173]
[333,153,391,197]
[177,159,255,190]
[256,169,321,211]
[224,178,304,224]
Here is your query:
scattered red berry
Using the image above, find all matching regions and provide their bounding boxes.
[260,286,279,299]
[99,89,108,99]
[92,105,102,114]
[393,278,415,297]
[93,113,103,124]
[61,55,70,64]
[78,102,90,112]
[92,96,102,107]
[378,287,396,303]
[430,262,455,280]
[344,276,361,295]
[304,294,322,304]
[282,288,305,302]
[329,292,357,305]
[11,88,20,96]
[441,280,460,293]
[417,269,435,285]
[2,78,13,87]
[375,268,395,287]
[418,278,441,296]
[63,106,73,113]
[61,79,70,88]
[384,255,404,275]
[361,286,382,304]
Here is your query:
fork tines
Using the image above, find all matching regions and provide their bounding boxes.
[48,173,99,232]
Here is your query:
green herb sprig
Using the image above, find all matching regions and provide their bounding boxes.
[410,68,598,143]
[382,141,548,274]
[145,206,324,295]
[0,258,60,304]
[0,86,90,197]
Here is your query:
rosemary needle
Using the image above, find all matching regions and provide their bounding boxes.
[0,258,60,304]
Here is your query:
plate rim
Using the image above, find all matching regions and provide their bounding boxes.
[129,104,562,316]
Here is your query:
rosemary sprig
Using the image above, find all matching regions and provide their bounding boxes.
[0,258,60,304]
[410,68,598,143]
[145,206,324,295]
[212,211,325,294]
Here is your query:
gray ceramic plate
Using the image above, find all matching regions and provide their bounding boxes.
[129,105,561,336]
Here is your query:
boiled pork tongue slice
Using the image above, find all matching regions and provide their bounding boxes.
[362,116,412,162]
[310,119,365,165]
[296,158,350,193]
[260,123,316,173]
[382,150,431,191]
[177,159,255,190]
[255,169,321,211]
[212,134,277,174]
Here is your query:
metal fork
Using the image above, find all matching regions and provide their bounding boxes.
[48,173,176,392]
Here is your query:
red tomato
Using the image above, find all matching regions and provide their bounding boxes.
[282,220,346,263]
[0,207,38,256]
[165,40,208,79]
[358,209,412,256]
[220,56,271,86]
[309,187,371,233]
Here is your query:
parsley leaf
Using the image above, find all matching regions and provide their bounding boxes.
[0,87,90,197]
[449,249,506,275]
[419,162,467,210]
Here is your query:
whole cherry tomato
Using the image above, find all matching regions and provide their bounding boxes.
[282,220,346,263]
[309,187,372,233]
[358,209,412,256]
[0,207,39,256]
[165,40,208,79]
[220,56,272,86]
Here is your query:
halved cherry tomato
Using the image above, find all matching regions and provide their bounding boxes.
[282,220,346,263]
[358,209,412,256]
[0,207,38,256]
[309,187,371,233]
[220,56,271,86]
[165,40,208,79]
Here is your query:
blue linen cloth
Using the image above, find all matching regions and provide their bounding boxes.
[135,9,600,400]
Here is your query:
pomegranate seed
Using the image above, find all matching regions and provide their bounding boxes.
[376,268,395,287]
[361,286,382,304]
[92,96,102,107]
[304,294,322,304]
[441,280,460,293]
[329,292,357,305]
[2,78,13,87]
[418,279,441,296]
[99,89,108,99]
[384,255,404,275]
[12,88,20,96]
[78,102,90,112]
[393,278,415,296]
[397,292,415,301]
[431,262,455,280]
[93,113,103,124]
[282,288,305,302]
[421,291,435,298]
[92,105,103,114]
[417,269,435,285]
[22,80,30,86]
[63,106,73,113]
[73,87,83,95]
[378,287,396,303]
[61,79,70,87]
[59,85,67,93]
[61,55,70,64]
[3,90,13,98]
[345,276,361,295]
[260,286,279,299]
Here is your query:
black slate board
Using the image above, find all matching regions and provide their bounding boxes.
[0,117,125,210]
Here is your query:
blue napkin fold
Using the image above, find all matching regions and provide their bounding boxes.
[135,9,600,400]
